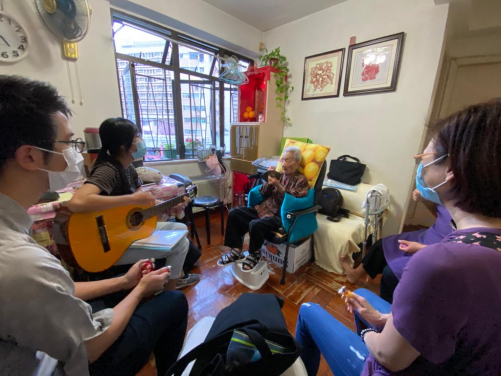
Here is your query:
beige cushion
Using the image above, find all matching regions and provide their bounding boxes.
[314,214,366,274]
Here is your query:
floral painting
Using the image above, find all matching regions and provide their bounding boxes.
[302,48,345,100]
[344,33,405,96]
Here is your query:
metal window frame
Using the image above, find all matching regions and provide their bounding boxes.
[111,10,253,161]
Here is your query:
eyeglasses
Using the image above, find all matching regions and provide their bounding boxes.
[43,138,86,153]
[280,157,294,164]
[414,152,448,167]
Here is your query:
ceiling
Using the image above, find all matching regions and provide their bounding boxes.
[201,0,348,32]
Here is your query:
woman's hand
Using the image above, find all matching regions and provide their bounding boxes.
[345,293,387,328]
[132,191,155,207]
[412,189,423,202]
[398,240,426,254]
[121,259,153,290]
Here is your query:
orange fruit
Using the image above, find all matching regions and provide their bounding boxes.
[297,165,304,174]
[314,146,329,163]
[246,106,253,112]
[304,162,319,181]
[249,111,255,118]
[306,144,318,152]
[301,149,315,167]
[243,112,249,119]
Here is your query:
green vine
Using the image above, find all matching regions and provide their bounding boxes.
[259,47,294,123]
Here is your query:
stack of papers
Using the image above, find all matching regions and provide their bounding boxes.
[132,230,188,251]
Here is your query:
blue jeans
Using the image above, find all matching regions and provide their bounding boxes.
[295,289,391,376]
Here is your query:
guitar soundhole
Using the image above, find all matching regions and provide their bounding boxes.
[127,210,144,230]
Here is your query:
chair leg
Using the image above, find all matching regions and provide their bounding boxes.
[220,203,224,235]
[205,208,211,245]
[281,241,291,285]
[189,204,202,250]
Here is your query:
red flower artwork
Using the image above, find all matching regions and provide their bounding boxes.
[309,61,335,92]
[361,61,380,82]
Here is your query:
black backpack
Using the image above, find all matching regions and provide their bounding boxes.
[318,188,349,222]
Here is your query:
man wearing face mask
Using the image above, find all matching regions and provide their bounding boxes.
[0,76,188,376]
[69,118,200,290]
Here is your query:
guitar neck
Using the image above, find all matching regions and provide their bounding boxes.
[142,193,187,220]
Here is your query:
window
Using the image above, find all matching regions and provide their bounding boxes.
[113,12,252,160]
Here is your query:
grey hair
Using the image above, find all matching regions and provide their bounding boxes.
[283,145,302,162]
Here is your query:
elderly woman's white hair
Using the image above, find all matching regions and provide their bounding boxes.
[282,145,302,162]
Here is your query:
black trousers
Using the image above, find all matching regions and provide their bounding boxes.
[88,290,188,376]
[224,207,282,255]
[361,239,399,303]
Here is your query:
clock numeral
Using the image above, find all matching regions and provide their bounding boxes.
[20,36,27,43]
[13,51,19,57]
[15,26,22,33]
[18,45,25,50]
[1,52,9,59]
[7,18,11,25]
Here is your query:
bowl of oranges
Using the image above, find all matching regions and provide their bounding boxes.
[243,106,255,121]
[276,139,331,189]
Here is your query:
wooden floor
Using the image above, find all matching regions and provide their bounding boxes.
[183,209,382,376]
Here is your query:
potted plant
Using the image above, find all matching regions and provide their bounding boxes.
[185,138,203,157]
[163,142,177,159]
[259,47,294,123]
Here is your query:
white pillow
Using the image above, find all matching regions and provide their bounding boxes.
[136,166,162,183]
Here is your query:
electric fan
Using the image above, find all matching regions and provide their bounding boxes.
[34,0,92,60]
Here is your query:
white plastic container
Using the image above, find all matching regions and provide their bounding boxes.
[230,261,269,290]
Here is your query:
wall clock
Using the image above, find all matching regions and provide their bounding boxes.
[0,11,30,63]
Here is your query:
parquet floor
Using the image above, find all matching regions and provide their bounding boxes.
[183,209,382,376]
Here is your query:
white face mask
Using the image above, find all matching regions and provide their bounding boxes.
[36,146,84,191]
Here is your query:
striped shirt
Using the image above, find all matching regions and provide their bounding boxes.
[86,162,142,195]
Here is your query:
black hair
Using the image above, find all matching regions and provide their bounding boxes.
[0,75,71,174]
[92,117,139,194]
[433,98,501,217]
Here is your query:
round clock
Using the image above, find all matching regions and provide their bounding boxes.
[0,11,30,63]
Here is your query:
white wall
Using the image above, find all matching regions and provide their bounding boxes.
[264,0,449,235]
[0,0,122,138]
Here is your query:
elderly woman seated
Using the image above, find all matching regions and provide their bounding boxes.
[218,146,309,272]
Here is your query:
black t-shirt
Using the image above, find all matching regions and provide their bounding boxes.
[85,162,142,196]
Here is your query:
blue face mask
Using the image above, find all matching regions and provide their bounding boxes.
[131,140,147,159]
[415,154,448,205]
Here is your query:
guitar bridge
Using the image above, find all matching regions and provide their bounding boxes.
[96,215,111,253]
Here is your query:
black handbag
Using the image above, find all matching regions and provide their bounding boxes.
[327,155,366,185]
[318,188,349,222]
[166,294,302,376]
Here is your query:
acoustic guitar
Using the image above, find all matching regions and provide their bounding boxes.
[53,185,197,273]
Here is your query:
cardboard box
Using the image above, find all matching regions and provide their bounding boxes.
[260,238,311,274]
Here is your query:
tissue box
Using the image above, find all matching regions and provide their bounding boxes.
[261,238,311,274]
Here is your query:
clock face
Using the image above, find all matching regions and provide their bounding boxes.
[0,11,29,63]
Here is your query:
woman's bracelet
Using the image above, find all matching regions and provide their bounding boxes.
[360,328,379,343]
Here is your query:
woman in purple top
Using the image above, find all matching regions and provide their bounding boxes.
[340,190,453,303]
[296,99,501,375]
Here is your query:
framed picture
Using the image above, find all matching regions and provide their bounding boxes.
[302,48,345,100]
[344,32,404,96]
